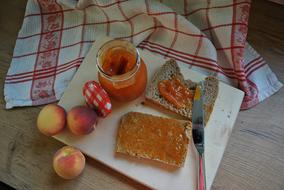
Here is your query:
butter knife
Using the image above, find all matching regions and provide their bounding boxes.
[192,85,206,190]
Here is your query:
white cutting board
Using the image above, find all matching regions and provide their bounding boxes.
[55,37,244,190]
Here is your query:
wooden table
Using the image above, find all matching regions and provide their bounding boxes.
[1,0,283,189]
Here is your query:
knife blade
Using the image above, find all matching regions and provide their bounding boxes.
[192,84,206,190]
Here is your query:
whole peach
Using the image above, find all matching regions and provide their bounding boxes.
[37,104,66,136]
[53,146,85,179]
[67,106,97,135]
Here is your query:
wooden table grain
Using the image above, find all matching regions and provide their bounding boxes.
[0,0,283,190]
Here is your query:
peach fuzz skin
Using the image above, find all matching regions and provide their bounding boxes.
[67,106,97,135]
[37,104,66,136]
[53,146,85,179]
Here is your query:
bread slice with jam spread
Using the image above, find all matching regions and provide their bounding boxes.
[116,112,191,167]
[145,59,218,125]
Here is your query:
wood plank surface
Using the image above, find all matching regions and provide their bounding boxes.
[0,0,283,190]
[212,1,284,190]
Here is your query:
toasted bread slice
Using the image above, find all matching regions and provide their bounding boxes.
[145,59,219,125]
[116,112,191,167]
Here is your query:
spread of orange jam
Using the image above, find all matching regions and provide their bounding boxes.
[158,77,194,109]
[117,112,189,166]
[98,47,147,102]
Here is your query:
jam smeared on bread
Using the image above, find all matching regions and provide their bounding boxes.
[158,76,194,109]
[145,59,219,125]
[145,59,195,120]
[116,112,192,167]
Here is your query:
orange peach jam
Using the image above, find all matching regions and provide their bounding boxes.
[117,112,189,166]
[97,40,147,102]
[158,76,194,109]
[101,48,136,76]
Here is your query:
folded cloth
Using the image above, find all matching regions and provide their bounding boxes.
[4,0,282,109]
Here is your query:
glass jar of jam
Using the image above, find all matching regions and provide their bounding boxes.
[96,40,147,102]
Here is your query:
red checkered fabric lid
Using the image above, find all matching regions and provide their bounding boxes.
[82,81,112,117]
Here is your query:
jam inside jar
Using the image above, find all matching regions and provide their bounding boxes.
[96,40,147,102]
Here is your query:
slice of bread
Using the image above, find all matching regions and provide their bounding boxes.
[202,76,219,125]
[145,59,219,125]
[145,59,196,119]
[116,112,192,168]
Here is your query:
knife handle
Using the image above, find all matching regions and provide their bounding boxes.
[198,154,206,190]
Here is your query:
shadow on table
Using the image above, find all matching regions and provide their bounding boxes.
[0,181,15,190]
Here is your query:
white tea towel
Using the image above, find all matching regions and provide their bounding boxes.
[4,0,282,109]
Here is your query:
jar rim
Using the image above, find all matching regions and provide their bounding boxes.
[96,39,141,82]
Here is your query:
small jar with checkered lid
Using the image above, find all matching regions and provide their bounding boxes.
[96,39,147,102]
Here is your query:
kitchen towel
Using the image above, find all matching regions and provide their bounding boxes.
[4,0,282,109]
